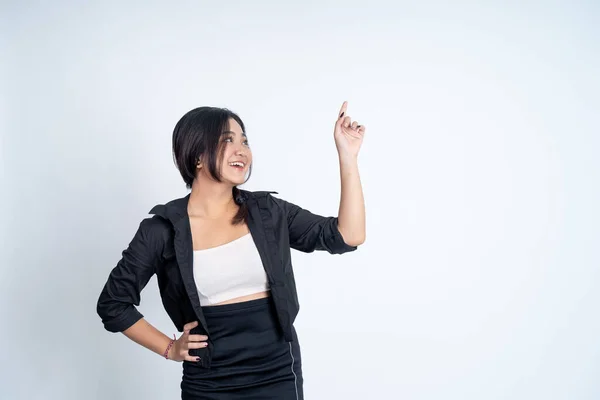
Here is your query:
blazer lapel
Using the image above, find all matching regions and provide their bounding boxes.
[247,198,276,287]
[173,216,210,334]
[155,194,210,335]
[246,195,284,288]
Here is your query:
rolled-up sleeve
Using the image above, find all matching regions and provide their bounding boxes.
[96,217,166,333]
[271,195,358,254]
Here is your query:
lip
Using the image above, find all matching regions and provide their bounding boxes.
[228,161,247,173]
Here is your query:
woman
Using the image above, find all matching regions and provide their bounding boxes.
[97,101,366,399]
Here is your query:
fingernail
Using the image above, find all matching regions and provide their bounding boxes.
[340,112,344,118]
[202,342,208,347]
[196,357,201,361]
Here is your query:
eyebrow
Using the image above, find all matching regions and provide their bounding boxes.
[222,130,247,138]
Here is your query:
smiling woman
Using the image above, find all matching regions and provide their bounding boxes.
[171,107,254,226]
[219,128,251,180]
[97,103,366,399]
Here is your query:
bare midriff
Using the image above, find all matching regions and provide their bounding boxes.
[207,290,270,306]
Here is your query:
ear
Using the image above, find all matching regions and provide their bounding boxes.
[196,157,202,169]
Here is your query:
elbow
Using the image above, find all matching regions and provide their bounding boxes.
[345,235,365,247]
[338,227,366,247]
[97,287,143,333]
[98,303,143,333]
[336,222,366,247]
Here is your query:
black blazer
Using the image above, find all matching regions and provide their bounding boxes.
[96,189,357,367]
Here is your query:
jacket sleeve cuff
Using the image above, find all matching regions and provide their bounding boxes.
[101,307,144,333]
[324,217,358,254]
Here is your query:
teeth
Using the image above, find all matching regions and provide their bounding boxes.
[229,162,244,167]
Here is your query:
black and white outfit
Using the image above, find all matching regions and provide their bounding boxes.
[97,189,358,399]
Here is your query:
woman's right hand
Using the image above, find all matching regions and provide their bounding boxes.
[169,321,208,362]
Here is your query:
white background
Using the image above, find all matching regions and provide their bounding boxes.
[2,1,599,399]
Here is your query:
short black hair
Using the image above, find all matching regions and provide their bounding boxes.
[172,106,252,224]
[172,106,251,187]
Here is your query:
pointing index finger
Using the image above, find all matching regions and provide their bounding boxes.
[338,101,348,119]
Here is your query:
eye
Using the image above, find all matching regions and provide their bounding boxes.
[222,135,249,147]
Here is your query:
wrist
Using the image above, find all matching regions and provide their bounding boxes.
[338,152,358,166]
[164,334,177,360]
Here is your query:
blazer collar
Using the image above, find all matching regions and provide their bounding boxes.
[148,188,276,225]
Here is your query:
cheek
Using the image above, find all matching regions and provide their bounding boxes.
[221,149,234,163]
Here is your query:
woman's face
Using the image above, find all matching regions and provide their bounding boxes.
[216,118,252,185]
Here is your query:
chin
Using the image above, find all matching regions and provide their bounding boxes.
[223,174,248,186]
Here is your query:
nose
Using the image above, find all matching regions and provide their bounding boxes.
[234,146,245,156]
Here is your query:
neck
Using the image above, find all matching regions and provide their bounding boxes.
[188,177,236,218]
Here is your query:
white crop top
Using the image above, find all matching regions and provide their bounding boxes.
[192,233,270,306]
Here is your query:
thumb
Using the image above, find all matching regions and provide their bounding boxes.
[183,321,199,333]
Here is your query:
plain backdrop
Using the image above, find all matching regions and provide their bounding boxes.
[2,1,599,399]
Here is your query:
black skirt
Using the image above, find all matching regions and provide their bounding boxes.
[181,296,304,399]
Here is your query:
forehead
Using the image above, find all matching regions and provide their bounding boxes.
[225,118,245,135]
